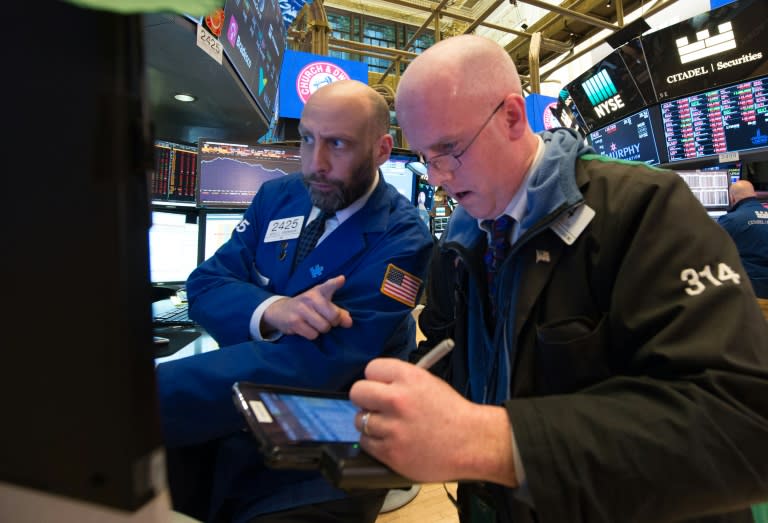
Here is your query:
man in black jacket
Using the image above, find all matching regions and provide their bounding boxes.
[349,35,768,523]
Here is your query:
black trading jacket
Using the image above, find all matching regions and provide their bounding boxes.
[413,153,768,523]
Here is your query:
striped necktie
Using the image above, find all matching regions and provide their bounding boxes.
[294,211,331,268]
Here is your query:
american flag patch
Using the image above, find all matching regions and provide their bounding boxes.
[380,263,422,307]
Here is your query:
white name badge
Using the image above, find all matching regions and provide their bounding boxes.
[551,204,595,245]
[264,216,304,242]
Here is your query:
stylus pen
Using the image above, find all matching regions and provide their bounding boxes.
[415,338,455,369]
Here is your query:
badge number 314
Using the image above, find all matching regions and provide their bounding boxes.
[681,263,741,296]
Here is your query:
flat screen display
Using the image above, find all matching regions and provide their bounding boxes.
[614,37,656,104]
[642,0,768,101]
[588,108,662,165]
[200,211,245,263]
[259,391,360,443]
[555,89,590,137]
[661,76,768,162]
[152,140,197,202]
[221,0,287,122]
[149,208,199,284]
[674,169,730,208]
[380,152,419,205]
[197,140,300,208]
[562,49,647,131]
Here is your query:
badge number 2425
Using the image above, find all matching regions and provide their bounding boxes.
[681,263,741,296]
[264,216,304,242]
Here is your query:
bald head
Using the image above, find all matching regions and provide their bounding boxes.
[393,35,538,220]
[729,180,757,206]
[305,79,390,139]
[396,35,523,114]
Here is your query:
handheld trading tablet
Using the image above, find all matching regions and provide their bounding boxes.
[231,382,412,489]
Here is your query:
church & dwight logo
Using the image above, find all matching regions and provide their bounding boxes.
[296,62,351,103]
[581,69,625,120]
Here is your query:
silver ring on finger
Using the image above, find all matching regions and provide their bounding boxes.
[361,411,372,436]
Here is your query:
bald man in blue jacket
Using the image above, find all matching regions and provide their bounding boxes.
[156,80,433,523]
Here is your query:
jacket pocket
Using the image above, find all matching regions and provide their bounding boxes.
[535,315,610,394]
[250,263,271,289]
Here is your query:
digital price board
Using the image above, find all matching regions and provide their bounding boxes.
[221,0,287,123]
[661,76,768,162]
[589,108,662,165]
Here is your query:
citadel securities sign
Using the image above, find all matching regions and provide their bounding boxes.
[642,0,768,101]
[296,62,351,103]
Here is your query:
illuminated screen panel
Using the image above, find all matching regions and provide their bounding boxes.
[149,209,199,284]
[563,49,646,131]
[221,0,287,122]
[661,76,768,162]
[152,140,197,203]
[201,211,245,263]
[642,0,768,102]
[380,152,419,205]
[589,108,662,165]
[197,141,300,208]
[555,90,590,137]
[674,169,730,208]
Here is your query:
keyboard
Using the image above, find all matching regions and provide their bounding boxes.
[152,303,196,327]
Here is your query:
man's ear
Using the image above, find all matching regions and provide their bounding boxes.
[502,94,528,140]
[375,133,395,165]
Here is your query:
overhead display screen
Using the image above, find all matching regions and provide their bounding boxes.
[554,89,589,137]
[562,50,646,131]
[642,0,768,102]
[661,76,768,162]
[221,0,287,122]
[589,108,662,165]
[614,37,656,104]
[197,140,300,208]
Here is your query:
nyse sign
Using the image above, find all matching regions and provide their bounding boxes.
[593,94,625,119]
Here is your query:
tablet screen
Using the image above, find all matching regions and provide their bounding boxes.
[254,391,360,443]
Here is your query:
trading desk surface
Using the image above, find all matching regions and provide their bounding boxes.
[153,298,218,364]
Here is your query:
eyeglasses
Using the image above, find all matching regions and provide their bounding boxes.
[418,99,505,173]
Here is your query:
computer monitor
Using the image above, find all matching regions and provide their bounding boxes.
[152,139,197,203]
[197,140,301,208]
[199,210,246,263]
[588,107,664,165]
[660,75,768,163]
[149,207,199,285]
[380,151,419,205]
[674,168,730,208]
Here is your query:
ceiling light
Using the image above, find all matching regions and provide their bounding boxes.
[606,0,612,6]
[173,93,197,103]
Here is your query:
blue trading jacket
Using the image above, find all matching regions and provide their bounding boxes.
[155,173,433,519]
[718,196,768,298]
